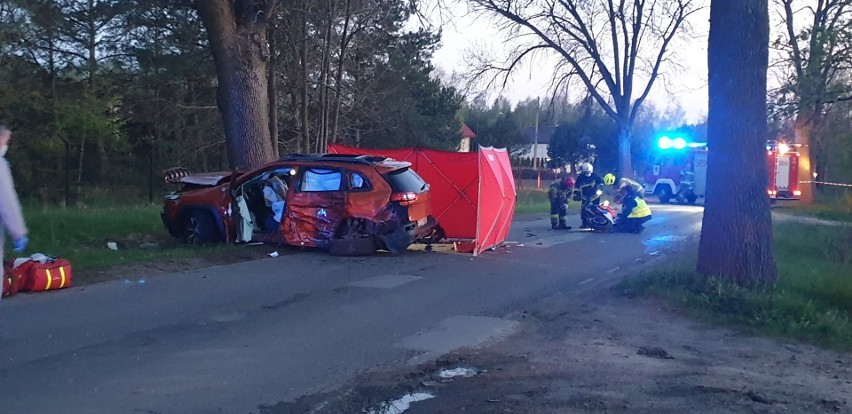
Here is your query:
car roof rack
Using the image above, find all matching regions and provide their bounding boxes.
[277,153,388,165]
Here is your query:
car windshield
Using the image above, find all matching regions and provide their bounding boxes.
[384,168,428,193]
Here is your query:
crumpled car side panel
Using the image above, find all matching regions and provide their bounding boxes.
[283,192,347,248]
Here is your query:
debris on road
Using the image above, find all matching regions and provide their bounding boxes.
[637,346,674,359]
[438,367,478,379]
[268,251,279,258]
[746,390,773,405]
[366,392,435,414]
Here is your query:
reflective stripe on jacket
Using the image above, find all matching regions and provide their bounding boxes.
[628,197,652,219]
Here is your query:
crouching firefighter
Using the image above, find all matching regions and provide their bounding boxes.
[548,176,574,230]
[575,163,604,229]
[614,178,652,233]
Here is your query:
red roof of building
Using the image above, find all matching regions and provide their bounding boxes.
[459,123,477,139]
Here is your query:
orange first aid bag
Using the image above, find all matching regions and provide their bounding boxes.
[21,257,72,291]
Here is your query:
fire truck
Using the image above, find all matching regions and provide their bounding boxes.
[643,136,707,204]
[643,136,800,203]
[766,140,802,200]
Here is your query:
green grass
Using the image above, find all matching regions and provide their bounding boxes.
[621,223,852,350]
[514,189,585,215]
[779,188,852,222]
[515,189,551,215]
[13,205,233,272]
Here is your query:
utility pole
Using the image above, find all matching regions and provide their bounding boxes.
[534,98,541,188]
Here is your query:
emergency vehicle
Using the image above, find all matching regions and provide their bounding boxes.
[643,136,801,203]
[766,141,801,200]
[643,136,707,204]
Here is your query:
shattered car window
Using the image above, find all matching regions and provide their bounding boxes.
[349,172,371,191]
[301,169,342,192]
[384,168,428,193]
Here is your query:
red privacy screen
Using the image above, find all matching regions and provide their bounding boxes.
[328,144,515,254]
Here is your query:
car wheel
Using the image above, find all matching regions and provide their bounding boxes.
[656,186,672,204]
[185,210,220,245]
[687,194,697,205]
[329,218,379,256]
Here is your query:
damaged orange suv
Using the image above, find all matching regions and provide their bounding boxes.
[162,154,443,255]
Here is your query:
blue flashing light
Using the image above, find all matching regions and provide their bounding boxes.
[673,137,687,149]
[657,136,673,149]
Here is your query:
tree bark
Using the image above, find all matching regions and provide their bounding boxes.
[617,123,632,178]
[317,1,336,152]
[698,0,777,286]
[268,18,280,159]
[299,7,310,153]
[196,0,276,169]
[77,135,86,183]
[793,111,816,204]
[331,0,352,144]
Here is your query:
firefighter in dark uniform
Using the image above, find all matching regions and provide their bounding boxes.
[614,177,645,200]
[614,178,652,233]
[680,162,695,187]
[574,163,604,229]
[548,176,574,230]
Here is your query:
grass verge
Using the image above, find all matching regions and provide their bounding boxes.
[777,188,852,222]
[515,189,551,215]
[621,222,852,350]
[15,205,237,273]
[514,189,584,215]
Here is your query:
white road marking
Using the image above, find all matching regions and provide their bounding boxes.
[606,267,621,274]
[579,278,595,285]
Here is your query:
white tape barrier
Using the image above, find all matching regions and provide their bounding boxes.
[800,181,852,188]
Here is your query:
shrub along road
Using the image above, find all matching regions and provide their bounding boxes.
[1,205,849,414]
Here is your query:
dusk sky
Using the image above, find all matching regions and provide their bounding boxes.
[423,3,713,124]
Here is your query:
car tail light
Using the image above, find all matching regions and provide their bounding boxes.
[793,190,801,196]
[767,190,776,196]
[391,192,418,203]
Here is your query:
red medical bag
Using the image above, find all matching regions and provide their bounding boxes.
[22,258,73,292]
[2,260,26,297]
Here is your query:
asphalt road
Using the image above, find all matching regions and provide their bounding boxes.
[0,204,705,414]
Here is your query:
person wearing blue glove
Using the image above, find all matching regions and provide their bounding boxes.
[14,236,28,252]
[0,124,29,300]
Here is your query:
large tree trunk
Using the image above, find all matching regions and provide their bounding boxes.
[793,111,816,205]
[196,0,276,169]
[698,0,777,286]
[617,123,633,178]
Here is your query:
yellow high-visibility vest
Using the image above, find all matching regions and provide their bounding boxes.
[628,198,652,219]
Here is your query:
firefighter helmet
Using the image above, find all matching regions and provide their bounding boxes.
[603,173,616,186]
[562,176,575,188]
[581,163,594,176]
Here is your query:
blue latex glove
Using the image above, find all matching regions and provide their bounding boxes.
[13,236,28,253]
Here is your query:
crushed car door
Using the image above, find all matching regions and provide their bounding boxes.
[232,166,296,244]
[283,167,347,248]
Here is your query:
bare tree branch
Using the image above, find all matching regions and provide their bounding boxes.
[465,0,695,177]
